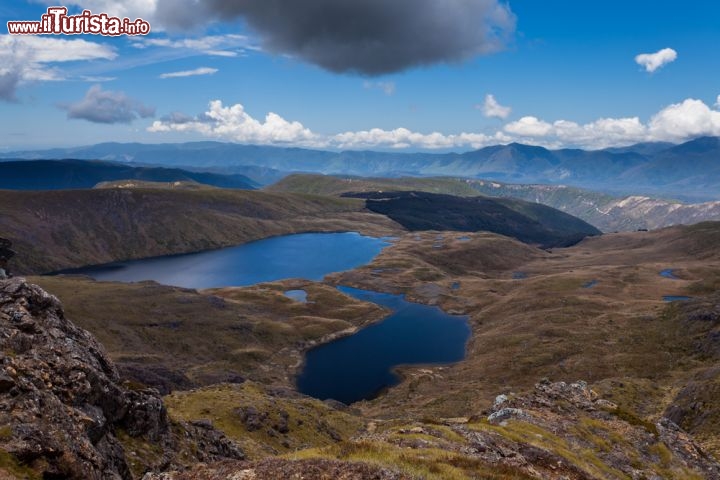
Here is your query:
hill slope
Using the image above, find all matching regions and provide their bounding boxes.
[343,191,601,248]
[344,192,601,248]
[0,188,400,274]
[271,174,720,232]
[16,224,720,478]
[0,159,259,190]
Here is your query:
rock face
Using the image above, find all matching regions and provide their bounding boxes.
[0,238,14,278]
[0,278,243,479]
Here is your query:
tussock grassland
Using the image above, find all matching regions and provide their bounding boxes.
[1,187,401,274]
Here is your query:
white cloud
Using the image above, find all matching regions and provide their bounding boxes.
[479,94,511,119]
[648,98,720,141]
[131,34,252,57]
[149,97,720,151]
[148,100,320,146]
[0,35,116,101]
[34,0,157,24]
[635,47,677,73]
[363,81,396,96]
[502,98,720,149]
[715,95,720,109]
[504,116,552,137]
[333,128,504,150]
[160,67,218,79]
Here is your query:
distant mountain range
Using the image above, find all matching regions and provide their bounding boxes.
[0,159,258,190]
[3,137,719,200]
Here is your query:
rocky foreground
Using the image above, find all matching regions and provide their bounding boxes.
[0,278,243,479]
[1,276,719,479]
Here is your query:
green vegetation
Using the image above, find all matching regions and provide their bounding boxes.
[268,174,482,197]
[165,382,365,459]
[290,439,535,480]
[0,449,40,480]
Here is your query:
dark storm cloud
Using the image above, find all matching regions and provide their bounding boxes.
[0,70,21,103]
[156,0,516,75]
[62,85,155,124]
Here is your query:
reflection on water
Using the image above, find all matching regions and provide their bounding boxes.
[56,232,389,289]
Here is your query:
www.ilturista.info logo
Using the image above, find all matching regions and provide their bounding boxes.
[7,6,151,36]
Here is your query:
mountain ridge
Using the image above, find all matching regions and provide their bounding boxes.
[0,159,259,191]
[5,136,719,199]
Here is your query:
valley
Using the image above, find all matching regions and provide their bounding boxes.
[7,213,719,478]
[2,173,720,479]
[3,2,719,477]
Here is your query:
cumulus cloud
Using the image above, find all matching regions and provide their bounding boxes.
[500,99,720,149]
[363,81,396,96]
[715,95,720,109]
[149,100,501,149]
[648,98,720,141]
[479,94,512,119]
[152,0,516,75]
[148,100,320,146]
[149,97,720,151]
[504,115,651,149]
[635,47,677,73]
[62,85,155,124]
[160,67,218,79]
[504,116,552,137]
[0,35,116,101]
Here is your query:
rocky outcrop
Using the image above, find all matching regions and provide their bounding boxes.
[0,238,14,278]
[141,459,413,480]
[472,380,720,479]
[137,379,720,480]
[0,278,243,479]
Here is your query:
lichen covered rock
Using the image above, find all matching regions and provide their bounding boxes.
[0,278,243,479]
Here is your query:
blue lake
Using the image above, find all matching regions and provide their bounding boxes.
[296,286,471,404]
[660,269,679,280]
[60,232,470,404]
[663,296,693,302]
[59,232,389,289]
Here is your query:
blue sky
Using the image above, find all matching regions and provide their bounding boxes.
[1,0,719,151]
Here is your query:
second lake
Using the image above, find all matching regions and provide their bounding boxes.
[296,286,471,404]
